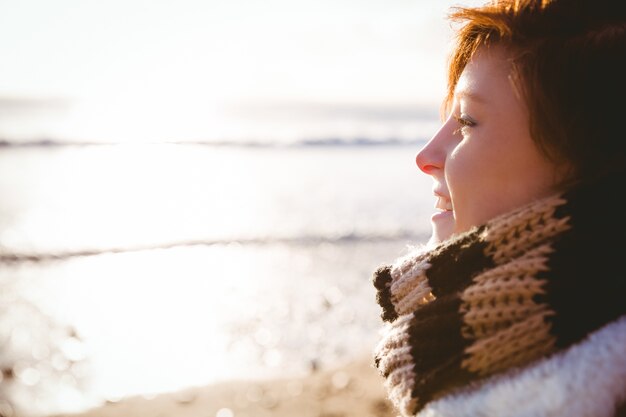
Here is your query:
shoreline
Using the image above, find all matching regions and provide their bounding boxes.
[53,355,395,417]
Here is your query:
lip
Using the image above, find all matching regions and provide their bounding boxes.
[431,190,453,222]
[430,188,454,243]
[431,210,453,222]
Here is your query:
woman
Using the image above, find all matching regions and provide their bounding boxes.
[372,0,626,416]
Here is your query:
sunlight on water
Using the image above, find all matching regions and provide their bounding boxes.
[0,145,433,253]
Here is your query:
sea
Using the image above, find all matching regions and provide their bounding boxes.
[0,109,438,416]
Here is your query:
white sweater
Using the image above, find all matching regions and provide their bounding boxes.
[418,316,626,417]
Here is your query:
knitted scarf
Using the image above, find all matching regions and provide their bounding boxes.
[372,174,626,416]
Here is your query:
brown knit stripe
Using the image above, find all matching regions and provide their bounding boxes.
[483,195,569,264]
[406,295,474,411]
[461,310,555,376]
[407,296,467,370]
[460,244,552,339]
[373,266,397,322]
[425,228,492,297]
[411,354,472,413]
[541,178,626,349]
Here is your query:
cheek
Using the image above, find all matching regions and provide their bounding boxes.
[447,134,561,234]
[445,139,510,232]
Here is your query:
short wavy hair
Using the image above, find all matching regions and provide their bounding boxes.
[445,0,625,186]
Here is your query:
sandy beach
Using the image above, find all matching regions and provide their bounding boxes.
[53,355,395,417]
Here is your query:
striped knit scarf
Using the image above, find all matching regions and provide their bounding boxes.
[372,175,626,416]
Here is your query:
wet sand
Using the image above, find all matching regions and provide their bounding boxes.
[54,355,395,417]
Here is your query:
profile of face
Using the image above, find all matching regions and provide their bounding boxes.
[416,45,565,244]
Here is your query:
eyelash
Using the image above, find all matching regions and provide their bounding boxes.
[453,114,476,136]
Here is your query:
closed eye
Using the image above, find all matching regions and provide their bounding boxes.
[452,114,476,136]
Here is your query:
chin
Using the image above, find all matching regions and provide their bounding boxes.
[430,211,455,244]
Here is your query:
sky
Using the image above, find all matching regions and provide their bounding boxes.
[0,0,486,142]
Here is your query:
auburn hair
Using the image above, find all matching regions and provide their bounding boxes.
[444,0,625,186]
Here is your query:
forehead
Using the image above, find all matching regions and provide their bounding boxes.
[454,45,517,102]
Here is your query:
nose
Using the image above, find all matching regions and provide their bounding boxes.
[415,126,447,175]
[415,146,438,175]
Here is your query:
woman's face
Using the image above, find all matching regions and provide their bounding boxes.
[416,45,565,244]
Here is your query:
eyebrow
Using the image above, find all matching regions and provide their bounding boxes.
[455,90,487,103]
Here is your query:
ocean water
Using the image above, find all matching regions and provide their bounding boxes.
[0,142,435,416]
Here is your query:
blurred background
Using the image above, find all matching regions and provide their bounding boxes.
[0,0,483,415]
